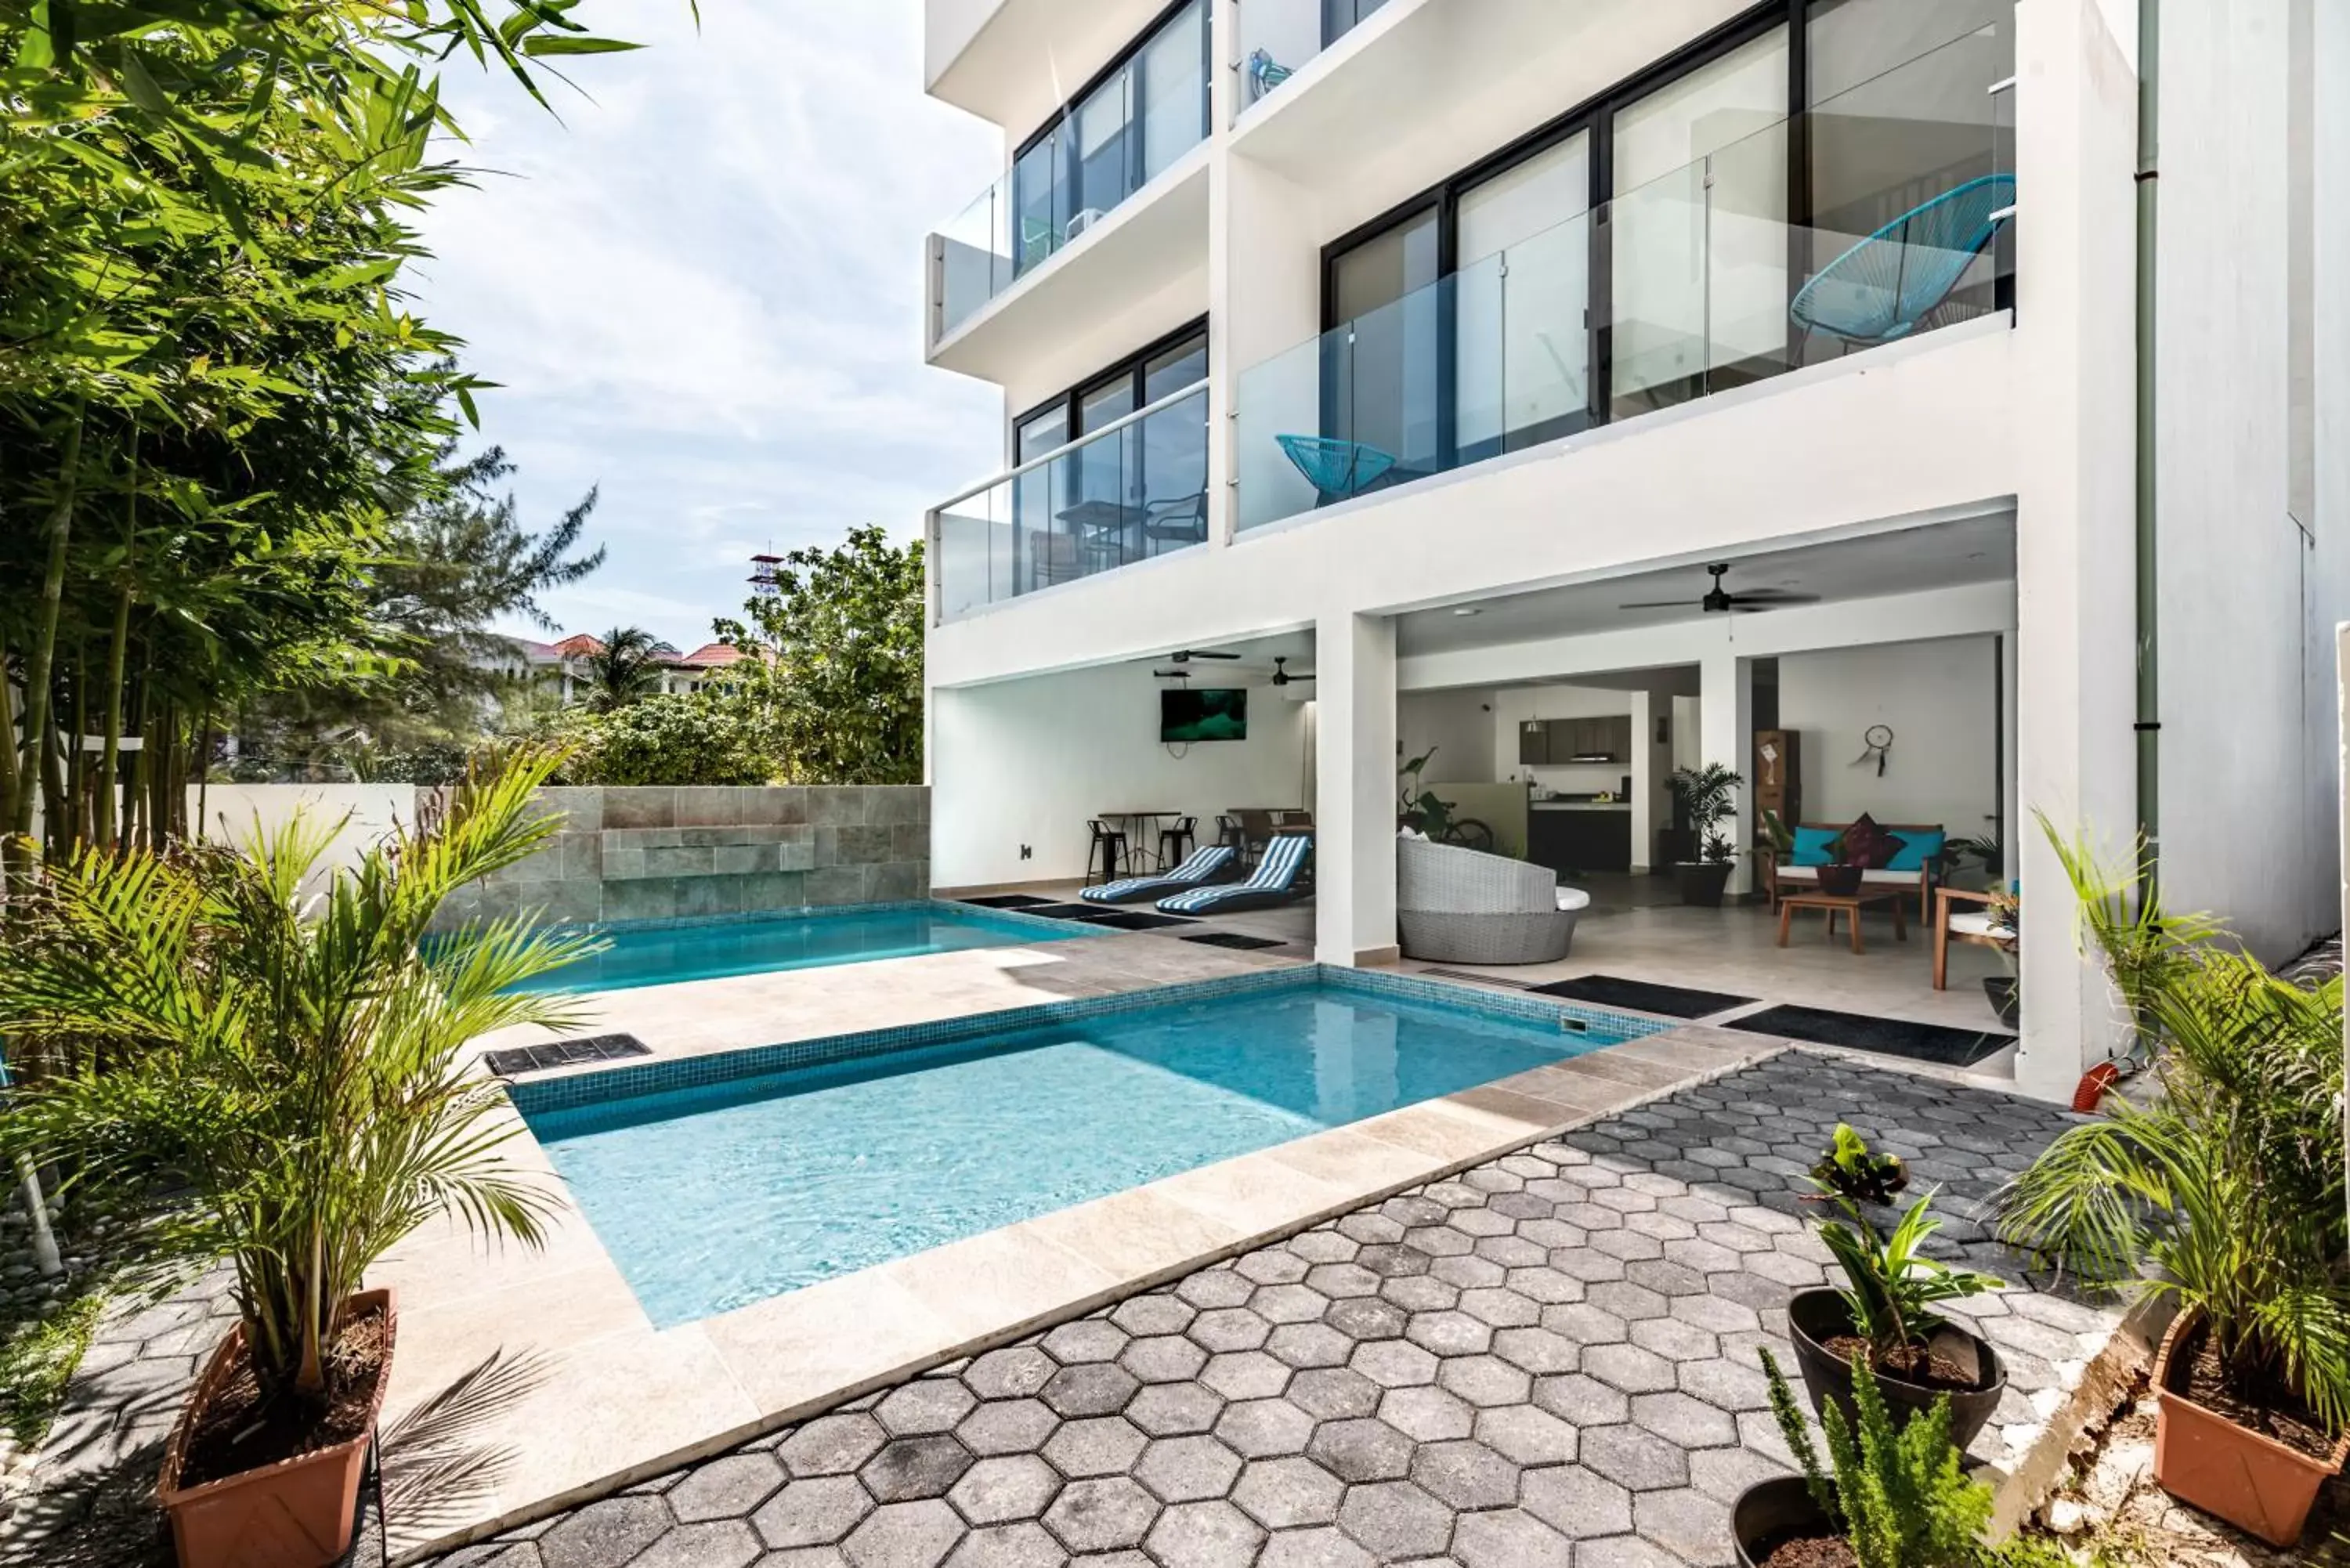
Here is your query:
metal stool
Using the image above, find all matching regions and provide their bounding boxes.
[1159,816,1197,869]
[1086,819,1129,885]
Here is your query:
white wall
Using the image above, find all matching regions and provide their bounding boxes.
[930,665,1311,887]
[189,784,417,890]
[1397,689,1495,784]
[1775,635,2002,837]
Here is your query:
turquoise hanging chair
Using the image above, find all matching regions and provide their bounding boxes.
[1276,435,1397,503]
[1791,174,2016,347]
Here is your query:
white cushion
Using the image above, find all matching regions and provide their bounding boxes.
[1773,866,1918,887]
[1555,888,1592,912]
[1947,912,2015,940]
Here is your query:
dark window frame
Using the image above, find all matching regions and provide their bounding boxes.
[1011,316,1212,456]
[1010,0,1213,197]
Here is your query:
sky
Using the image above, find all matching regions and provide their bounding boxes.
[413,2,1004,652]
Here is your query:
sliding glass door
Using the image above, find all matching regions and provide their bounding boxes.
[1455,131,1593,457]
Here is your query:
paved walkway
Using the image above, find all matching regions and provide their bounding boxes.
[425,1054,2112,1568]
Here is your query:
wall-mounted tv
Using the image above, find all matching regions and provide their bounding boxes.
[1161,687,1248,743]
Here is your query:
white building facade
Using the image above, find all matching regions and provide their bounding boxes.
[918,0,2350,1104]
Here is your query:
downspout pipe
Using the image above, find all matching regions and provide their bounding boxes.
[2135,0,2161,894]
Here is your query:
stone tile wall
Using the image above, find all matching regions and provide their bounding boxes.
[432,786,930,930]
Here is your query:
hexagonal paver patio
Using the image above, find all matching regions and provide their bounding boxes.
[424,1053,2116,1568]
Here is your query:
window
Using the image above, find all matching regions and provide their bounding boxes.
[1010,0,1208,279]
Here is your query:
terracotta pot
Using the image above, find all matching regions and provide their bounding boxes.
[157,1288,397,1568]
[1731,1475,1835,1568]
[1676,861,1734,908]
[1787,1288,2006,1453]
[1816,865,1865,898]
[2150,1308,2350,1548]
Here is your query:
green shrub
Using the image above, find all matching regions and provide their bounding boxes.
[1764,1348,1990,1568]
[555,695,772,787]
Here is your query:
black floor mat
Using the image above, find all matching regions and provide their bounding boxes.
[1182,931,1288,952]
[1529,974,1759,1019]
[483,1033,653,1077]
[1083,910,1196,930]
[1018,902,1120,921]
[959,893,1054,909]
[1724,1004,2015,1068]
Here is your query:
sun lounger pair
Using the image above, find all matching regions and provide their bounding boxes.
[1077,833,1314,918]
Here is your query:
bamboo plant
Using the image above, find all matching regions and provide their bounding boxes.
[0,748,600,1405]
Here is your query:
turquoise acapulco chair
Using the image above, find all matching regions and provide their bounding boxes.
[1275,434,1397,505]
[1790,174,2016,349]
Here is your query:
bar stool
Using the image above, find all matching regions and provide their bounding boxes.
[1159,815,1198,868]
[1086,819,1129,885]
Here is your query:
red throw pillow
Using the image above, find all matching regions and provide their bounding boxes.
[1839,814,1899,869]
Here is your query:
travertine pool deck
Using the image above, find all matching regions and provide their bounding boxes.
[369,934,1799,1562]
[416,1054,2116,1568]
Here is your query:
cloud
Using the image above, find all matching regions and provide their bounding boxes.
[414,2,1005,648]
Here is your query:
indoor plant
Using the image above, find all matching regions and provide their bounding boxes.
[1734,1349,1992,1568]
[1997,827,2349,1547]
[1790,1153,2008,1451]
[0,749,598,1568]
[1667,762,1742,906]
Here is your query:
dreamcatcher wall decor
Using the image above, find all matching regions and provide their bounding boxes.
[1851,724,1894,777]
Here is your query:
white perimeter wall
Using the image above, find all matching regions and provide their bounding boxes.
[1776,635,2003,837]
[931,665,1312,888]
[188,784,416,887]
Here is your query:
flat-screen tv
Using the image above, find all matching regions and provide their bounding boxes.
[1161,687,1248,743]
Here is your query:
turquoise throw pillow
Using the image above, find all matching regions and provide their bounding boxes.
[1884,829,1946,873]
[1791,828,1838,867]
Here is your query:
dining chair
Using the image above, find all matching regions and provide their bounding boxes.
[1086,819,1130,885]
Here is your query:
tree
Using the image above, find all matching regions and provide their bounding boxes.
[581,627,667,713]
[714,526,924,785]
[554,695,772,786]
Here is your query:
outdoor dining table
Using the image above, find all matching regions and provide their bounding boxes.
[1097,811,1184,874]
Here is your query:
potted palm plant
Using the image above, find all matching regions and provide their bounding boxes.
[1998,829,2349,1548]
[1668,763,1742,907]
[0,750,599,1568]
[1788,1133,2008,1451]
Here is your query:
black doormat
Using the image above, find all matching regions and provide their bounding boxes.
[1020,902,1119,922]
[1723,1004,2015,1068]
[960,893,1054,909]
[1529,974,1759,1019]
[483,1033,653,1077]
[1083,910,1195,931]
[1182,931,1288,952]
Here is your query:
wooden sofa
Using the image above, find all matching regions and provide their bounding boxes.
[1759,820,1946,920]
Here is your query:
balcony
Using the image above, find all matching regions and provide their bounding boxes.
[927,0,1171,132]
[927,0,1211,379]
[932,380,1212,622]
[1235,30,2017,532]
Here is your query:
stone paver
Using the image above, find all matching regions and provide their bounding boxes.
[422,1055,2110,1568]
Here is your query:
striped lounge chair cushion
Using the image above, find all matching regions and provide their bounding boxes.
[1159,833,1311,913]
[1081,844,1235,904]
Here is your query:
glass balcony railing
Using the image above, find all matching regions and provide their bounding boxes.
[932,383,1212,621]
[1235,28,2016,530]
[932,0,1209,342]
[1235,0,1390,118]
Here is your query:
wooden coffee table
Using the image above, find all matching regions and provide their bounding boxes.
[1776,888,1908,954]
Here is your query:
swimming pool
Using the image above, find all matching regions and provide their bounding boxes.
[509,902,1093,994]
[520,974,1656,1325]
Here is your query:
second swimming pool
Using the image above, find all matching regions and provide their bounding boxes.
[521,976,1655,1325]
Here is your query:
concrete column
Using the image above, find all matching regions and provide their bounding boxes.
[1629,691,1654,873]
[1314,612,1399,966]
[1697,652,1754,895]
[2009,0,2140,1102]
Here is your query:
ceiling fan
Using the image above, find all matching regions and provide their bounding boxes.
[1270,657,1314,688]
[1620,562,1822,615]
[1166,649,1241,664]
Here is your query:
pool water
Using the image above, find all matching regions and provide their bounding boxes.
[511,904,1092,994]
[526,983,1639,1325]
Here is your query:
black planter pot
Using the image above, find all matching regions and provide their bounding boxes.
[1816,865,1864,898]
[1983,975,2020,1029]
[1732,1476,1836,1568]
[1676,861,1734,908]
[1787,1288,2007,1452]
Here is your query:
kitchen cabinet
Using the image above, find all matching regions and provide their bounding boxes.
[1517,721,1549,767]
[1520,716,1632,767]
[1527,807,1632,876]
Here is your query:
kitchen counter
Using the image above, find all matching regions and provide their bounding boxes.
[1531,800,1632,812]
[1527,802,1632,874]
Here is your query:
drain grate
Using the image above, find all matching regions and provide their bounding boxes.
[1180,931,1288,952]
[483,1033,653,1078]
